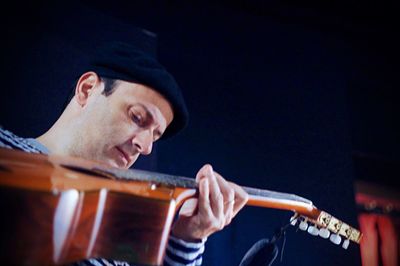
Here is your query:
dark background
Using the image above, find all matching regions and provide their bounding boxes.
[1,1,398,265]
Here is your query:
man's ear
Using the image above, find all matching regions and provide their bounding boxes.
[75,72,101,106]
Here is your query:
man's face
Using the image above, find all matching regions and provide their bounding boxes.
[68,79,173,169]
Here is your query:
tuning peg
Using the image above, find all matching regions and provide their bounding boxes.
[290,213,299,226]
[299,220,308,231]
[319,228,330,239]
[307,225,319,236]
[329,234,342,245]
[342,239,350,249]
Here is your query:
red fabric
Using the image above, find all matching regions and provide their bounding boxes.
[358,214,398,266]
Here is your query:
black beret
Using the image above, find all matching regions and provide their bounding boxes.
[86,41,189,139]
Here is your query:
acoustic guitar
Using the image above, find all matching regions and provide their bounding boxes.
[0,148,362,265]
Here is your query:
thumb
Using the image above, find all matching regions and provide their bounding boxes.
[179,198,199,217]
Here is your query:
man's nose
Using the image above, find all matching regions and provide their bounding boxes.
[132,130,153,155]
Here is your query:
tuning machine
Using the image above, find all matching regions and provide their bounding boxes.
[342,239,350,249]
[328,233,350,249]
[289,214,352,249]
[329,233,342,245]
[307,224,319,236]
[289,214,308,231]
[292,216,314,233]
[290,213,299,226]
[318,228,330,239]
[299,218,308,231]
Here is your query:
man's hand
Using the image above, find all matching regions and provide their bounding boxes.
[171,164,249,242]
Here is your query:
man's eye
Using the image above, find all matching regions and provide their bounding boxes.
[132,114,143,125]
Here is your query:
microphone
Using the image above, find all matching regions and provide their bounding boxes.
[238,238,278,266]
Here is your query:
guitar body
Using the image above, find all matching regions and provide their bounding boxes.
[0,149,179,265]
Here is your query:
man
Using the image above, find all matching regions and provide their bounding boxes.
[0,42,248,265]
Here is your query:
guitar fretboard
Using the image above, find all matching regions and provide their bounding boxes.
[243,186,312,204]
[94,167,312,204]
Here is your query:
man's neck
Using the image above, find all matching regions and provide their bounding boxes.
[36,134,52,153]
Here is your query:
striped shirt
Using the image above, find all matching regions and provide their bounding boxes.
[0,127,205,266]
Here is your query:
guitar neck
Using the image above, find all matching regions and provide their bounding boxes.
[243,186,320,218]
[95,166,319,217]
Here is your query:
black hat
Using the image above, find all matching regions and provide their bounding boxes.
[86,41,189,139]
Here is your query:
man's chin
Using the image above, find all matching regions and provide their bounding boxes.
[106,160,122,168]
[107,157,138,169]
[98,151,138,169]
[108,158,128,169]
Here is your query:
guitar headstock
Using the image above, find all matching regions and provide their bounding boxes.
[290,210,362,249]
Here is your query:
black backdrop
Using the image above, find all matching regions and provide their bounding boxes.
[1,1,398,265]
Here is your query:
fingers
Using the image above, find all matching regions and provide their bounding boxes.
[179,198,199,217]
[198,177,214,219]
[213,171,235,224]
[197,164,248,227]
[214,171,248,224]
[228,181,249,217]
[197,165,224,224]
[172,164,248,241]
[207,166,225,220]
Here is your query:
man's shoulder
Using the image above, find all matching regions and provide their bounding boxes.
[0,127,43,154]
